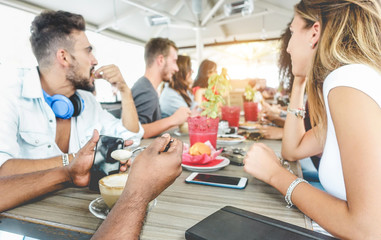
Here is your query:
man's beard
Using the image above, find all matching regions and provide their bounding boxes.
[67,63,95,92]
[161,62,171,83]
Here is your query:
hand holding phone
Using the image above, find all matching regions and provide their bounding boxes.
[185,172,248,189]
[89,135,124,191]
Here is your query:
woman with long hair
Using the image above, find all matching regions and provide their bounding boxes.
[244,0,381,238]
[192,59,217,105]
[160,55,196,118]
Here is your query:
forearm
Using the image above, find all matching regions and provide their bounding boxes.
[92,191,148,240]
[269,168,358,239]
[142,118,175,139]
[0,155,74,177]
[0,167,69,212]
[120,89,140,133]
[281,81,308,160]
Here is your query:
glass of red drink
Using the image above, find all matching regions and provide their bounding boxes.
[243,102,258,121]
[188,116,219,149]
[221,106,241,127]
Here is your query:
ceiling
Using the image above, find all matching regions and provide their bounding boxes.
[0,0,298,48]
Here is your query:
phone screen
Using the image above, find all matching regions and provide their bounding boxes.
[89,135,124,191]
[193,174,241,185]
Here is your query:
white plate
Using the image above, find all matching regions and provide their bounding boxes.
[239,122,261,130]
[217,134,245,145]
[174,130,188,137]
[181,156,230,172]
[89,197,157,219]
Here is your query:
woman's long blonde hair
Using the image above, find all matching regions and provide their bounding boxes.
[295,0,381,139]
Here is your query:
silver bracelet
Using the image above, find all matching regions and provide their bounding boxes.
[62,153,69,166]
[285,178,308,208]
[287,106,306,119]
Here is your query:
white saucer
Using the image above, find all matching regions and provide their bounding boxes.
[174,130,188,136]
[89,197,109,219]
[217,134,245,145]
[89,197,157,219]
[181,156,230,172]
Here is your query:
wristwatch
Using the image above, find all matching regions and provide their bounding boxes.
[287,106,306,119]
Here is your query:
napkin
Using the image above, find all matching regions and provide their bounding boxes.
[182,141,223,166]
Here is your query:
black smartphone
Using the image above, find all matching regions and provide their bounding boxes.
[89,135,124,191]
[220,152,244,166]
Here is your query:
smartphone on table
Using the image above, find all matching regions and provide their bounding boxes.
[220,152,244,166]
[89,135,124,191]
[185,172,248,189]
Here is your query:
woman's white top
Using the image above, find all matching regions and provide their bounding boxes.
[319,64,381,200]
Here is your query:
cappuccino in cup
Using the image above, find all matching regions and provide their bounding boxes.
[99,173,128,209]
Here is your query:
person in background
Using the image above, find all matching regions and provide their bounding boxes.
[132,38,191,139]
[0,10,143,177]
[244,0,381,238]
[192,59,217,105]
[248,78,277,100]
[0,131,183,239]
[160,55,197,118]
[256,25,293,140]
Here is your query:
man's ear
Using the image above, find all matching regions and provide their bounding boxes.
[311,21,321,49]
[56,49,70,67]
[156,54,165,67]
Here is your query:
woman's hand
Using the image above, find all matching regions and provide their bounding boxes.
[258,125,284,140]
[243,143,283,184]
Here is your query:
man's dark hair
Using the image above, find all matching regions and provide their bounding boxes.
[144,37,177,67]
[30,10,85,67]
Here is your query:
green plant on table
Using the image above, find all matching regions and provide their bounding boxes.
[201,68,231,119]
[244,84,260,102]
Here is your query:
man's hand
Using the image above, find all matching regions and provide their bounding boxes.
[170,107,191,126]
[124,134,183,202]
[119,140,134,172]
[95,65,129,93]
[66,130,99,187]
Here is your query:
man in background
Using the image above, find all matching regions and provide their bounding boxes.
[132,38,191,138]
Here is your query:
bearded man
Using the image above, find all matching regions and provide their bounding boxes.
[132,37,191,138]
[0,10,143,176]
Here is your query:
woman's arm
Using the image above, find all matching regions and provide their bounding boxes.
[194,88,206,106]
[281,77,323,161]
[245,86,381,239]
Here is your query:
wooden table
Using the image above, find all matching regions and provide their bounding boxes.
[0,135,309,240]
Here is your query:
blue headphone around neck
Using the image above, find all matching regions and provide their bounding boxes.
[42,90,85,119]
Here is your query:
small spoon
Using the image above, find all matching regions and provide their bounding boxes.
[111,149,133,164]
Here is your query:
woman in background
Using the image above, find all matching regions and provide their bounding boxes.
[160,55,196,118]
[192,59,217,105]
[244,0,381,238]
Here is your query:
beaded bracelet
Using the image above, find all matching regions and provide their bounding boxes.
[285,178,308,208]
[287,106,306,119]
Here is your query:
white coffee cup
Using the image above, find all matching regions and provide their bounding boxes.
[99,173,128,209]
[99,173,157,210]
